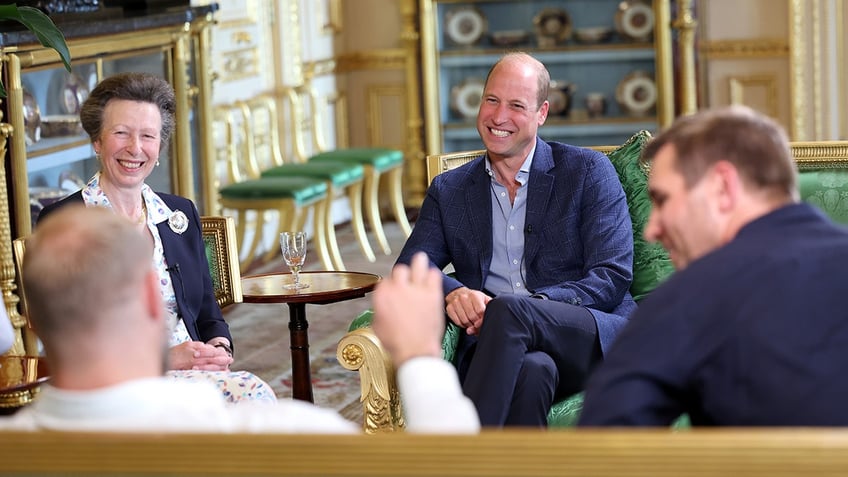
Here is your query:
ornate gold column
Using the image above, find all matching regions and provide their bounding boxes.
[400,0,426,205]
[192,12,219,215]
[672,0,698,115]
[0,115,25,356]
[173,24,196,203]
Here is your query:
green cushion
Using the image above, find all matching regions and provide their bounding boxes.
[261,162,364,188]
[605,130,675,302]
[349,309,374,332]
[546,392,691,428]
[220,177,327,205]
[349,310,461,362]
[309,148,403,172]
[798,170,848,224]
[547,392,586,427]
[203,235,222,293]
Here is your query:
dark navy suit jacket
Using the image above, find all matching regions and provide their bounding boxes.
[38,191,233,345]
[397,137,636,353]
[580,204,848,426]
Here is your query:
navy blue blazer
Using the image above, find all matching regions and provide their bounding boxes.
[580,204,848,426]
[38,191,233,345]
[397,137,636,353]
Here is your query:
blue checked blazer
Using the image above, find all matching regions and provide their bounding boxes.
[398,137,636,352]
[39,191,233,346]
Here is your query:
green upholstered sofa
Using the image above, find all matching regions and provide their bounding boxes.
[337,138,848,433]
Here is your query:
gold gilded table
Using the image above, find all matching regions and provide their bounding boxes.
[241,271,381,402]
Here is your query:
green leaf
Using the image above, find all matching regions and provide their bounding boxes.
[0,5,71,71]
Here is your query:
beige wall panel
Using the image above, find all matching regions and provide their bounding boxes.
[367,86,406,147]
[705,58,792,132]
[344,70,406,148]
[702,0,789,38]
[728,74,779,117]
[340,0,403,50]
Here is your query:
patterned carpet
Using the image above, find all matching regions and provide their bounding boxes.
[225,220,408,424]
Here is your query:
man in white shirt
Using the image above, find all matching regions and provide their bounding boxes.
[3,205,479,433]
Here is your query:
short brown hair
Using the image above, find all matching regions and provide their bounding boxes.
[79,72,176,151]
[642,106,797,200]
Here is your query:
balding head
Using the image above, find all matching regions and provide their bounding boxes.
[485,52,551,110]
[24,206,155,348]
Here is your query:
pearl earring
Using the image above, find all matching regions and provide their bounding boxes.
[156,160,161,167]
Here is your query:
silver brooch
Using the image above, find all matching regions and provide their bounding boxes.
[168,210,189,234]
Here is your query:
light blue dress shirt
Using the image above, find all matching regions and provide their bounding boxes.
[483,145,535,296]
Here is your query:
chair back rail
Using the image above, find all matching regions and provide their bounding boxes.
[199,215,243,308]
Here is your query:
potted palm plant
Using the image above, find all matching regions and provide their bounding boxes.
[0,4,71,97]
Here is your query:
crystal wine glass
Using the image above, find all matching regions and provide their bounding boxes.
[280,231,309,290]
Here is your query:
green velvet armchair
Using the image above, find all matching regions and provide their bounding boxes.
[337,136,848,433]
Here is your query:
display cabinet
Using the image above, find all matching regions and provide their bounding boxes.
[419,0,674,154]
[1,5,217,238]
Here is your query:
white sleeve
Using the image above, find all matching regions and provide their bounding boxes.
[227,399,359,434]
[397,357,480,433]
[0,305,13,354]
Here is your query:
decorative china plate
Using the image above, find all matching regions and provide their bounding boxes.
[616,71,657,116]
[22,87,41,146]
[48,71,90,115]
[444,6,487,46]
[547,80,576,117]
[615,0,655,42]
[533,8,572,47]
[450,77,485,119]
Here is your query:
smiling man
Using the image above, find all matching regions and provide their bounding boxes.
[396,52,635,427]
[579,105,848,426]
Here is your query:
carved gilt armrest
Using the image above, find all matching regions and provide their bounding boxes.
[336,326,405,433]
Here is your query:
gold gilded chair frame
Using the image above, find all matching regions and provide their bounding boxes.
[299,81,412,256]
[199,215,243,309]
[215,104,330,270]
[338,139,848,433]
[283,86,380,265]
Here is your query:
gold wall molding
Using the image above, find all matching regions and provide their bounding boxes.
[812,0,823,139]
[400,0,426,205]
[336,50,406,73]
[671,0,697,115]
[221,47,260,82]
[273,0,303,86]
[729,74,779,118]
[839,0,847,139]
[700,39,790,59]
[230,30,253,45]
[790,0,806,139]
[366,85,406,147]
[321,0,343,35]
[215,0,259,26]
[303,58,337,80]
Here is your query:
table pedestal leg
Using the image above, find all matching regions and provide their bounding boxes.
[287,302,313,402]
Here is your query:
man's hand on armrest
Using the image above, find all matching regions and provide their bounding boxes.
[372,252,445,368]
[445,287,491,335]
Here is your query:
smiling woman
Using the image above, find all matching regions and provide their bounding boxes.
[34,73,275,403]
